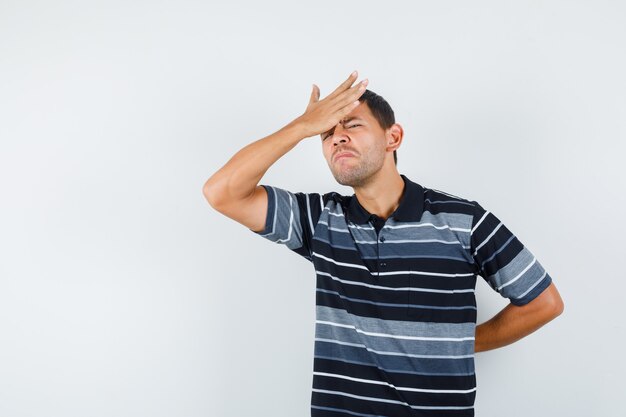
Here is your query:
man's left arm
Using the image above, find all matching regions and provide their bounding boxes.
[469,200,565,353]
[474,281,564,353]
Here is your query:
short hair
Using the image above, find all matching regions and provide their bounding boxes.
[358,89,397,165]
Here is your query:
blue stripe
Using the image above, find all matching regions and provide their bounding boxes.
[369,254,472,262]
[314,342,475,375]
[314,355,475,377]
[312,405,387,417]
[311,405,387,417]
[312,236,357,251]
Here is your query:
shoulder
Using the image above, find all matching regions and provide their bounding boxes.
[422,185,479,217]
[262,185,349,209]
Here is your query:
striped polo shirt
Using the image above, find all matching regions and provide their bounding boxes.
[251,174,553,417]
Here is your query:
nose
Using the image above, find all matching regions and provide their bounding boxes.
[330,124,349,146]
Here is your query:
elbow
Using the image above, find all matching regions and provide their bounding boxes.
[202,178,225,209]
[553,296,565,318]
[545,290,565,321]
[550,283,565,318]
[526,282,564,322]
[202,173,256,210]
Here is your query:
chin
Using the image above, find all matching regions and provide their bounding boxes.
[333,173,365,187]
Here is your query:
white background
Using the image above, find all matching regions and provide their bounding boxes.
[1,1,625,416]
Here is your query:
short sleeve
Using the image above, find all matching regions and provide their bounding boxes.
[469,201,552,306]
[250,184,326,262]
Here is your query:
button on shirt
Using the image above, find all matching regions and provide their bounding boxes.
[251,174,553,417]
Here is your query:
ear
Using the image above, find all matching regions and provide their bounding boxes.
[385,123,403,152]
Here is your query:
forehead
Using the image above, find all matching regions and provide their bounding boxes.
[342,101,373,122]
[321,102,378,137]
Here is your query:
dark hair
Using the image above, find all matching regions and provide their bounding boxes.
[358,89,397,165]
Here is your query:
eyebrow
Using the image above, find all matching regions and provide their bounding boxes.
[321,117,364,137]
[341,117,362,123]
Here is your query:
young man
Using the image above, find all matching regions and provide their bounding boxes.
[203,71,564,417]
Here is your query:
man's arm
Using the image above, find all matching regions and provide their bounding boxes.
[474,281,564,353]
[202,71,368,231]
[203,121,306,232]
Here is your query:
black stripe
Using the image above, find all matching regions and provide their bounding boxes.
[316,289,477,324]
[311,389,474,416]
[314,357,476,391]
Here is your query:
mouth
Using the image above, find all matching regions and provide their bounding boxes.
[334,151,356,162]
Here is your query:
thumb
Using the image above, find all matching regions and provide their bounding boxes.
[309,84,320,105]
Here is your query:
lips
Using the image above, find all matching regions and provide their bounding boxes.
[334,150,356,162]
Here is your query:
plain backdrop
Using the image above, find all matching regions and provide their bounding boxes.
[1,1,625,416]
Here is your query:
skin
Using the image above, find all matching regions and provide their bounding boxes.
[474,282,563,352]
[313,79,407,220]
[203,70,564,353]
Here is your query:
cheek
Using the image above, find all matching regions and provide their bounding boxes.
[321,147,330,162]
[322,142,332,158]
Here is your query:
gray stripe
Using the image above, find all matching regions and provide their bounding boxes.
[315,321,474,356]
[419,211,473,232]
[316,305,475,339]
[313,231,472,260]
[259,186,304,250]
[516,271,548,299]
[306,193,315,236]
[373,254,471,262]
[488,247,547,300]
[315,337,472,359]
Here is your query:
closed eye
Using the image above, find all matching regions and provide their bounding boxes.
[322,124,361,140]
[322,123,361,140]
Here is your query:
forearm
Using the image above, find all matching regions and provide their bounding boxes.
[203,119,307,205]
[475,304,537,353]
[204,71,367,205]
[474,295,562,353]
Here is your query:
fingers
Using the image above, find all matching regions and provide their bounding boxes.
[309,84,320,105]
[345,98,363,113]
[325,70,359,101]
[330,99,363,126]
[330,78,368,112]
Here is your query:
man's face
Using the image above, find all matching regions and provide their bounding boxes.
[321,102,388,187]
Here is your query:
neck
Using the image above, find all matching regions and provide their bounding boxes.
[352,168,405,220]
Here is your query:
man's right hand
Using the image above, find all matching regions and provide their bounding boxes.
[203,71,368,233]
[293,71,369,139]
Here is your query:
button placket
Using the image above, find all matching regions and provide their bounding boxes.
[378,230,386,274]
[370,216,388,277]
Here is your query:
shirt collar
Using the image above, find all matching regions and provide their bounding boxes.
[342,174,424,224]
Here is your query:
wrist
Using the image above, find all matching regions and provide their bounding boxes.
[285,117,313,140]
